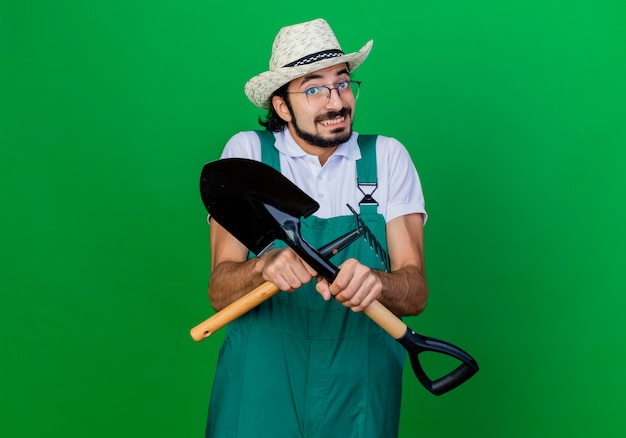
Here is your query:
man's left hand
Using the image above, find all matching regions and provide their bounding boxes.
[315,258,382,312]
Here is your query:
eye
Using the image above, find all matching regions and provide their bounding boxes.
[337,80,350,90]
[305,87,324,96]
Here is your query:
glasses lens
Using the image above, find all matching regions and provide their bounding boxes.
[305,87,329,106]
[350,81,361,101]
[303,82,361,106]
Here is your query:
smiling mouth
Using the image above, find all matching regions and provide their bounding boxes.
[319,116,345,126]
[317,109,350,127]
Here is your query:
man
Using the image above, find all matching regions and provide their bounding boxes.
[205,18,428,438]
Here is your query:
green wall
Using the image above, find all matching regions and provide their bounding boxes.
[2,1,625,436]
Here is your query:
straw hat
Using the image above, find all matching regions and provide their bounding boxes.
[244,18,373,109]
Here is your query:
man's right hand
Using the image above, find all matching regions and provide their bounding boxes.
[254,247,318,292]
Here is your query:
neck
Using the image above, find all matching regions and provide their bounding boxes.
[313,146,338,166]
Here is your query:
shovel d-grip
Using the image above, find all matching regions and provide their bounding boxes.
[192,157,479,395]
[398,329,479,396]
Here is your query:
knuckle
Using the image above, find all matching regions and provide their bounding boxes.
[348,297,361,307]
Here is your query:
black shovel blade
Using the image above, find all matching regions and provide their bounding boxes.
[200,158,319,255]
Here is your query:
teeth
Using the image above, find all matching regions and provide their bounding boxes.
[320,116,345,126]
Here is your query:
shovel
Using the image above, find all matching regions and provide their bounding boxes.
[192,158,479,396]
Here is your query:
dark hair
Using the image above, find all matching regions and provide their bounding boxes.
[258,83,290,132]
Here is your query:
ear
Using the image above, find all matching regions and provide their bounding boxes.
[272,95,292,123]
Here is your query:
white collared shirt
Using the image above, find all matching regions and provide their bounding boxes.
[219,129,427,223]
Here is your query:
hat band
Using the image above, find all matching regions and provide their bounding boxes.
[282,49,344,68]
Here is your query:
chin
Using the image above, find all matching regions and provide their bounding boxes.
[291,119,353,148]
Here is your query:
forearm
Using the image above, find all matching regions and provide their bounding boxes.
[376,213,428,317]
[375,265,428,317]
[208,258,264,312]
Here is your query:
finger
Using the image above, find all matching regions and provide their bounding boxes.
[262,249,315,291]
[315,278,332,301]
[348,290,376,312]
[277,250,316,287]
[340,275,381,310]
[353,277,383,311]
[284,265,315,290]
[301,259,319,278]
[331,268,364,302]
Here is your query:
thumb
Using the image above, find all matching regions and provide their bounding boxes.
[315,277,332,301]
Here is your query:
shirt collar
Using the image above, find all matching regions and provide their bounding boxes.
[274,128,362,161]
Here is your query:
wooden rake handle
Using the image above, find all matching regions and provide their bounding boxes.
[190,281,280,341]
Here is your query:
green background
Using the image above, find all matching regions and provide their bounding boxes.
[2,0,625,436]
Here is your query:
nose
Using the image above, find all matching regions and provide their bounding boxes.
[325,87,345,110]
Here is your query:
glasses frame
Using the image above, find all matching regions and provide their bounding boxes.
[285,80,362,107]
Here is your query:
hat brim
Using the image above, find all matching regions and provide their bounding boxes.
[244,39,373,109]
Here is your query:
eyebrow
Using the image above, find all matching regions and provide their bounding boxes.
[298,68,350,87]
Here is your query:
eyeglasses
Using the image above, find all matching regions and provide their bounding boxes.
[285,80,361,107]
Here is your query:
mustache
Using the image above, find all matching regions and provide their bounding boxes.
[315,107,351,123]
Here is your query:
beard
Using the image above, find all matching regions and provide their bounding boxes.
[285,98,354,148]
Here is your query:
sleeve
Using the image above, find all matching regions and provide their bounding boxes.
[378,136,428,225]
[219,131,263,161]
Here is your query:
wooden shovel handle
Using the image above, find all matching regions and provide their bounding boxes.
[190,281,280,341]
[363,300,408,339]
